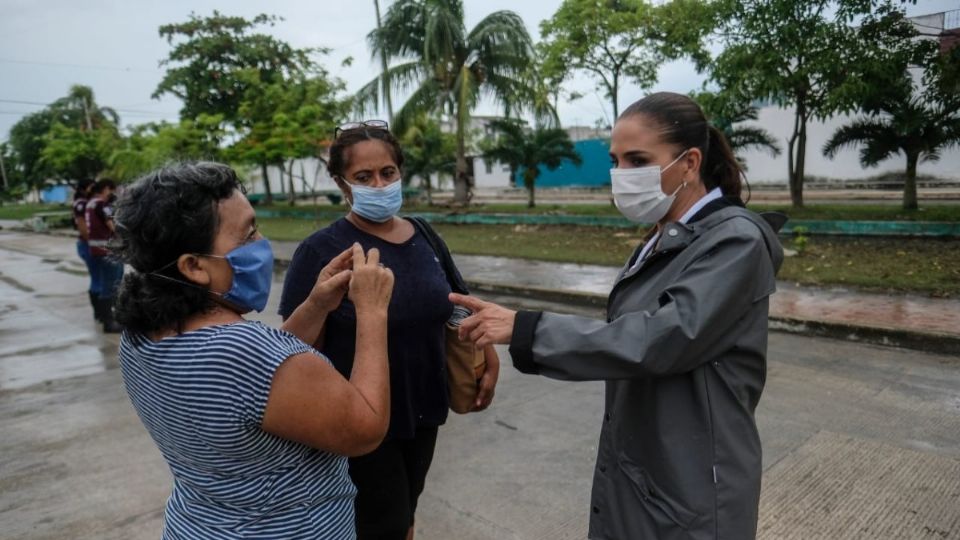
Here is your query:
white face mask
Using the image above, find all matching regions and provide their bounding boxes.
[610,149,689,224]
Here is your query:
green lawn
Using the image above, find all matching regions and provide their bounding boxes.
[257,201,960,222]
[779,237,960,296]
[259,217,959,296]
[0,203,67,220]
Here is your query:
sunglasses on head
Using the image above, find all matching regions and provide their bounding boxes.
[334,120,389,139]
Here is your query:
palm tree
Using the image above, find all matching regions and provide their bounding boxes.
[399,114,457,204]
[52,85,120,132]
[484,119,582,208]
[823,95,960,210]
[694,91,780,167]
[358,0,535,205]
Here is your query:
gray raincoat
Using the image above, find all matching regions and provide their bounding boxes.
[509,200,785,540]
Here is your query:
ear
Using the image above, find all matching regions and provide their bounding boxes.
[333,176,353,204]
[684,148,704,182]
[176,253,212,287]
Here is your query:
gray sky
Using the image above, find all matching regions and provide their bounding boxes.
[0,0,955,139]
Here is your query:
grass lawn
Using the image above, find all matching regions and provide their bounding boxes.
[0,203,67,220]
[259,217,959,296]
[779,237,960,296]
[258,201,960,222]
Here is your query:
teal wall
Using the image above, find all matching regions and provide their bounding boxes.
[514,138,610,188]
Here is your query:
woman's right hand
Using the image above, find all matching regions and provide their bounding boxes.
[348,243,394,315]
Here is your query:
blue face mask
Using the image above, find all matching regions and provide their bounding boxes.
[149,238,274,313]
[206,238,274,313]
[349,180,403,223]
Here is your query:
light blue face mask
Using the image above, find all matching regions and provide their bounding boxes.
[150,238,274,313]
[349,180,403,223]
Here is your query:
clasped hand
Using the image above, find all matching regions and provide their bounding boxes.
[308,243,393,314]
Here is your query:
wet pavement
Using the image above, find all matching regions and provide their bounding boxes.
[3,231,960,539]
[273,240,960,342]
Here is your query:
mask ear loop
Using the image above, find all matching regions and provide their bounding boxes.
[147,256,225,298]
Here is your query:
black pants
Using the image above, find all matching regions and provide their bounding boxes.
[349,426,439,540]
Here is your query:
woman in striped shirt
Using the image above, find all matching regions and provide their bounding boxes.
[112,162,394,539]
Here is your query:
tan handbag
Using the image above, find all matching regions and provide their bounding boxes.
[406,217,486,414]
[445,307,486,414]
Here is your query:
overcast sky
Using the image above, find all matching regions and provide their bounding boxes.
[0,0,955,140]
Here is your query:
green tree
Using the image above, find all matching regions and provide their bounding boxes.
[230,70,348,205]
[539,0,712,121]
[483,119,582,208]
[7,111,55,189]
[694,91,781,167]
[153,11,314,122]
[358,0,535,205]
[107,115,226,181]
[710,1,922,207]
[823,49,960,210]
[40,122,121,182]
[399,114,457,204]
[7,85,119,188]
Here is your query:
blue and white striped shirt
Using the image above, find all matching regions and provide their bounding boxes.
[119,321,356,539]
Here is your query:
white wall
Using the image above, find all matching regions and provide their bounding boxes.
[736,105,960,184]
[247,158,339,196]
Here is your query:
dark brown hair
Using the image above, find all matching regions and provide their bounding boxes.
[619,92,743,199]
[328,126,404,179]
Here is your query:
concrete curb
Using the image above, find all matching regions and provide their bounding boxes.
[461,280,960,357]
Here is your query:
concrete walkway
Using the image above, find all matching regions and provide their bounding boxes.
[273,241,960,354]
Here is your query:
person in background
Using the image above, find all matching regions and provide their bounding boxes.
[279,121,499,540]
[85,178,122,332]
[112,162,395,538]
[72,178,100,321]
[451,92,785,540]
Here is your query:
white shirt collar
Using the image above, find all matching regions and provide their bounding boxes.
[677,187,724,225]
[631,187,725,270]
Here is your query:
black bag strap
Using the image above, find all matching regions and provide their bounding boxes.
[407,216,470,295]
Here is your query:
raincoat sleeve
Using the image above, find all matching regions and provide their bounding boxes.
[509,229,776,380]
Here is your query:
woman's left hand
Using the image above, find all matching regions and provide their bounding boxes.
[449,293,517,348]
[308,246,355,312]
[472,345,500,412]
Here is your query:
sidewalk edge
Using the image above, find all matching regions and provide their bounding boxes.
[464,280,960,358]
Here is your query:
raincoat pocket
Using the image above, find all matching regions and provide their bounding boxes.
[617,453,698,531]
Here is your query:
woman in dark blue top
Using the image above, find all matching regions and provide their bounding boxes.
[279,122,500,540]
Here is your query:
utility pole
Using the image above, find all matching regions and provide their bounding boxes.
[374,0,394,122]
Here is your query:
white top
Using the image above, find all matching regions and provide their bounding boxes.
[631,187,724,271]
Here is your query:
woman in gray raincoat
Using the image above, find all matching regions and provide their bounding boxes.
[451,92,785,540]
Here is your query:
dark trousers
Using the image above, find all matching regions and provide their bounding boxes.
[349,426,439,540]
[92,256,123,299]
[76,240,100,295]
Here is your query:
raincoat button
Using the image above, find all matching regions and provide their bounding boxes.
[604,413,611,422]
[599,464,607,473]
[593,506,600,514]
[668,228,679,237]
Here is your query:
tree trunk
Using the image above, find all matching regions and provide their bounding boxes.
[287,160,296,207]
[793,112,807,208]
[524,169,537,208]
[374,0,393,122]
[787,99,807,208]
[903,152,919,210]
[611,75,619,122]
[453,104,471,206]
[260,163,273,205]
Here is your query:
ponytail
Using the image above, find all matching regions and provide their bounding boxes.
[620,92,747,202]
[704,126,743,200]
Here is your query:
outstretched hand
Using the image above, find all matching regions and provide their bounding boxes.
[448,293,517,349]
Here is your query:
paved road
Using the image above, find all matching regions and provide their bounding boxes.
[2,231,958,539]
